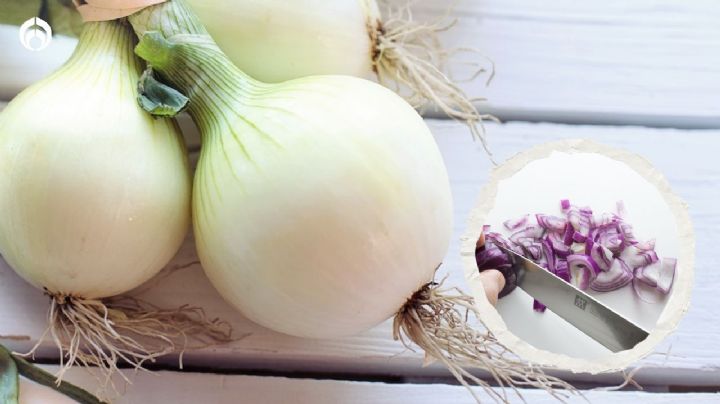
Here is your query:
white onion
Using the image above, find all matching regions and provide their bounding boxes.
[193,76,453,338]
[0,21,190,300]
[131,1,453,338]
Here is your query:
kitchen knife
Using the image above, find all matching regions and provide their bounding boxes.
[497,246,650,352]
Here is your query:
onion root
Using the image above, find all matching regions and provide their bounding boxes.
[20,293,234,397]
[372,3,498,162]
[393,279,579,403]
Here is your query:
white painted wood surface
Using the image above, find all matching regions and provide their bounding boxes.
[15,366,720,404]
[412,0,720,128]
[1,1,719,401]
[1,119,718,388]
[2,0,720,127]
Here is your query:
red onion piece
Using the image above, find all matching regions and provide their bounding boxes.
[592,212,618,228]
[619,222,638,246]
[635,238,657,251]
[572,231,587,243]
[525,244,543,261]
[635,262,659,287]
[591,259,632,292]
[476,245,511,270]
[547,233,571,258]
[570,242,586,254]
[562,223,574,246]
[597,227,624,253]
[504,214,529,231]
[509,225,545,243]
[621,245,659,269]
[585,237,594,255]
[485,232,519,254]
[568,254,600,290]
[590,244,613,271]
[536,214,567,232]
[476,233,517,298]
[555,260,571,282]
[542,239,556,273]
[657,258,677,294]
[533,299,547,312]
[632,274,664,304]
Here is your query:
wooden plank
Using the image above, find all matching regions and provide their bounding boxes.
[18,367,720,403]
[0,120,718,387]
[2,0,720,128]
[409,0,720,128]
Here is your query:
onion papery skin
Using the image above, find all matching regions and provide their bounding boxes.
[131,1,453,339]
[186,0,379,83]
[0,22,191,299]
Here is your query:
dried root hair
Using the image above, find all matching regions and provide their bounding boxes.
[394,279,580,403]
[21,292,234,397]
[372,2,498,163]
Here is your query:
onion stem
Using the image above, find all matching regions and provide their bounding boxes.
[131,4,257,137]
[0,344,105,404]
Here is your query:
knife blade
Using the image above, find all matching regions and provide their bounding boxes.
[497,246,650,352]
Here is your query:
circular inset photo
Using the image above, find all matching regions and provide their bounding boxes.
[461,139,694,373]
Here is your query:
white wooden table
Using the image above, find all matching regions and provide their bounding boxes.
[1,0,719,402]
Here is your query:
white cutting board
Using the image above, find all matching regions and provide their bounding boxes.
[479,150,680,360]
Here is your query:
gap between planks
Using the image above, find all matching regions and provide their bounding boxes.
[16,366,720,404]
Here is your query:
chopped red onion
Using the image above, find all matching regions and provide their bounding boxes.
[478,200,676,312]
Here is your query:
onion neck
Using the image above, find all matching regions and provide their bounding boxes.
[129,0,258,135]
[59,20,139,83]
